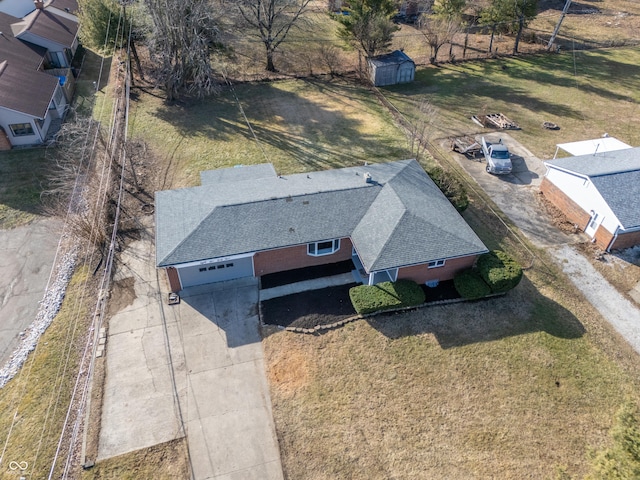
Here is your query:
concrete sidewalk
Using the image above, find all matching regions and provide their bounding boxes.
[260,272,354,301]
[175,279,284,480]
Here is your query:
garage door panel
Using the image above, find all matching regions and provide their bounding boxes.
[178,256,254,288]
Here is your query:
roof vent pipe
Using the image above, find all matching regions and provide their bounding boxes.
[364,172,372,183]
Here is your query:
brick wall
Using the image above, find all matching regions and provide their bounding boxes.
[166,267,181,292]
[253,237,354,276]
[609,230,640,250]
[397,255,478,284]
[540,177,591,230]
[0,127,11,150]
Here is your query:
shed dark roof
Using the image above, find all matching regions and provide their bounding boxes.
[0,12,57,118]
[545,147,640,229]
[368,50,414,67]
[13,8,77,48]
[156,160,488,272]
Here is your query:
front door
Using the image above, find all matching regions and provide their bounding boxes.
[585,212,603,238]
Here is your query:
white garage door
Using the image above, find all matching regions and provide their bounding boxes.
[178,256,254,288]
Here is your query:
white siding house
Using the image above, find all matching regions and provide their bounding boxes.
[541,148,640,250]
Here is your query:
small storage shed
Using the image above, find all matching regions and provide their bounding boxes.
[368,50,415,87]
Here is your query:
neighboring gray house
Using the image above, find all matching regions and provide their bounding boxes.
[11,3,79,68]
[155,160,488,292]
[541,147,640,250]
[0,11,69,147]
[368,50,415,87]
[0,0,77,148]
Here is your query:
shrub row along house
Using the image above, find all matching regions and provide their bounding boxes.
[0,0,78,148]
[541,139,640,250]
[155,160,488,292]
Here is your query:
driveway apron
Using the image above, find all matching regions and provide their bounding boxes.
[175,280,284,480]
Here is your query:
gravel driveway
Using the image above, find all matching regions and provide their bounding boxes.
[551,245,640,353]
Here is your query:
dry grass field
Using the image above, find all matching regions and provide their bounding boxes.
[127,78,410,189]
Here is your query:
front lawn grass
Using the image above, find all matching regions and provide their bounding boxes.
[0,149,49,229]
[264,265,640,479]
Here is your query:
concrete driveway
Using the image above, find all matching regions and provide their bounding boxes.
[98,223,283,480]
[450,132,582,248]
[175,281,283,480]
[0,218,61,366]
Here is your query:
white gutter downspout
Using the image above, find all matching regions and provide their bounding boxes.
[606,226,619,252]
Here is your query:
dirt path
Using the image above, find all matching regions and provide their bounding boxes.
[551,245,640,353]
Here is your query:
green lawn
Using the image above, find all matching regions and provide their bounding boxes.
[382,47,640,160]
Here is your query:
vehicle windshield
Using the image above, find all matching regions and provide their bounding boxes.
[491,150,510,159]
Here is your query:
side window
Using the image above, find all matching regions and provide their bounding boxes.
[9,123,34,137]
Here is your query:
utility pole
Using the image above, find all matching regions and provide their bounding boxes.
[547,0,572,50]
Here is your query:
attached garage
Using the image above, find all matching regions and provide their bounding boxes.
[176,255,254,289]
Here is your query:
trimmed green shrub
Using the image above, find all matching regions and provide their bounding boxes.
[454,269,492,299]
[477,250,523,293]
[349,280,425,315]
[428,166,469,212]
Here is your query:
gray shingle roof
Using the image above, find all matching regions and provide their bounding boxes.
[155,160,488,272]
[368,50,414,67]
[200,163,277,185]
[545,147,640,229]
[545,147,640,177]
[590,171,640,229]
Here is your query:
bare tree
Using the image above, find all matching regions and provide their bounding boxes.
[417,14,462,63]
[143,0,222,100]
[409,100,437,158]
[236,0,313,72]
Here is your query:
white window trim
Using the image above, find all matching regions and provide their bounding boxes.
[307,239,340,257]
[428,259,446,269]
[9,122,35,137]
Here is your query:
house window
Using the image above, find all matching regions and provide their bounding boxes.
[9,123,34,137]
[308,239,340,256]
[428,259,446,268]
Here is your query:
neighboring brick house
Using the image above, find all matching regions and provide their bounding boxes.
[155,160,488,292]
[541,147,640,251]
[0,0,77,148]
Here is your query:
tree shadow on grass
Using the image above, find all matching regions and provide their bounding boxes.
[150,79,409,171]
[367,276,585,348]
